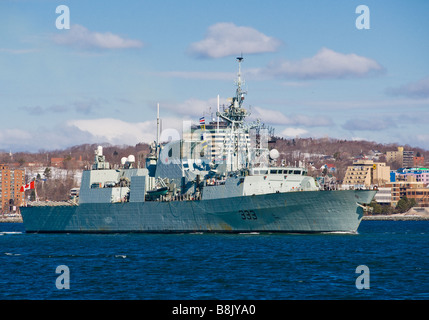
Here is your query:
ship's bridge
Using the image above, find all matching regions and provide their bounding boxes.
[250,167,308,176]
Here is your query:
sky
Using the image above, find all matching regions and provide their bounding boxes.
[1,0,429,153]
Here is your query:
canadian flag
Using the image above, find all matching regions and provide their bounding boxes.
[20,181,35,192]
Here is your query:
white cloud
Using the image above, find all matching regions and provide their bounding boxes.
[0,125,93,153]
[2,117,192,152]
[251,47,383,80]
[351,136,369,142]
[250,106,333,127]
[342,117,393,131]
[67,118,155,145]
[53,24,143,50]
[0,128,32,142]
[162,97,230,118]
[386,76,429,98]
[188,22,282,59]
[250,107,290,125]
[280,127,308,138]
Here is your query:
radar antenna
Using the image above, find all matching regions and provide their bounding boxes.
[235,55,246,107]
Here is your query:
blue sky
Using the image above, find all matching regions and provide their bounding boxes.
[1,0,429,152]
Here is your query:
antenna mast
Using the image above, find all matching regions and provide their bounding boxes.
[157,103,160,158]
[235,55,245,108]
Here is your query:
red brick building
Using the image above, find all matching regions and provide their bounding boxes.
[0,164,25,213]
[413,156,425,167]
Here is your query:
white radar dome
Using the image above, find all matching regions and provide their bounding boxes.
[128,155,135,163]
[269,149,279,160]
[121,157,127,165]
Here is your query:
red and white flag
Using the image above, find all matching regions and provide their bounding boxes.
[20,181,35,192]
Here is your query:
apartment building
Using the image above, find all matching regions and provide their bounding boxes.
[342,159,390,188]
[394,167,429,185]
[385,146,423,168]
[0,164,25,213]
[385,179,426,208]
[406,187,429,207]
[403,150,415,167]
[386,147,404,165]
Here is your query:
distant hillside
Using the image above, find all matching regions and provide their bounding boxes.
[273,136,428,180]
[2,137,428,179]
[2,137,427,201]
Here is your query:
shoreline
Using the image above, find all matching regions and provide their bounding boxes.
[0,217,23,223]
[363,215,429,221]
[363,207,429,221]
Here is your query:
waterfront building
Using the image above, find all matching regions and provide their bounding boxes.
[385,178,425,208]
[393,167,429,185]
[0,164,25,214]
[374,187,392,206]
[342,159,390,189]
[406,187,429,207]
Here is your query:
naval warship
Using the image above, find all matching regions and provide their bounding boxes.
[20,58,376,233]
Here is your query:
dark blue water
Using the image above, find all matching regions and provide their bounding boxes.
[1,221,428,300]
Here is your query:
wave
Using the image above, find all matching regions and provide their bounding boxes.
[0,232,23,236]
[238,232,260,235]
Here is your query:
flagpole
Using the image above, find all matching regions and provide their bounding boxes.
[34,179,39,202]
[217,94,220,134]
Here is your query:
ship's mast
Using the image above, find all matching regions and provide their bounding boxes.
[218,56,248,125]
[156,103,160,159]
[235,56,244,108]
[215,56,251,173]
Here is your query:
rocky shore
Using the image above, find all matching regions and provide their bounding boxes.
[363,207,429,221]
[0,216,23,223]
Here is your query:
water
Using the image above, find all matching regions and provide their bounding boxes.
[1,221,428,300]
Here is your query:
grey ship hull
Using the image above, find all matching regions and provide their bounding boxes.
[21,189,375,233]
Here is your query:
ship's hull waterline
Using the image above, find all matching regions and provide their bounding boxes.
[21,189,376,234]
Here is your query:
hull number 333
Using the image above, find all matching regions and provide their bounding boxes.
[239,210,258,220]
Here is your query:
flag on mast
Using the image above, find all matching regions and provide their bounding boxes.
[20,181,35,192]
[199,117,206,130]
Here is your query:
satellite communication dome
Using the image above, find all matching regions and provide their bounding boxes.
[269,149,279,160]
[121,157,127,165]
[128,155,135,163]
